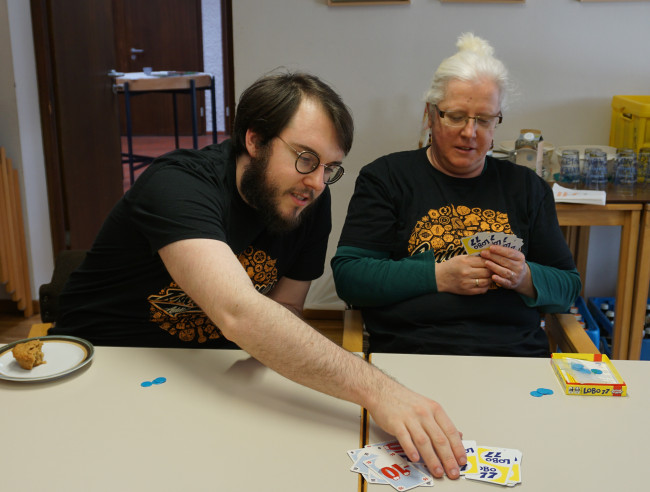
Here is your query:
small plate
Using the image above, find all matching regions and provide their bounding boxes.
[0,336,94,382]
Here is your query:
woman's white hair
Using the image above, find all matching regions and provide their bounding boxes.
[424,33,511,110]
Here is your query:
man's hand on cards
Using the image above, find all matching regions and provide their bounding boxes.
[348,440,523,489]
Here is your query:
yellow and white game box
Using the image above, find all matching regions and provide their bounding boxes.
[550,353,627,397]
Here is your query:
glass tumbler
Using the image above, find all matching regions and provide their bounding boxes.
[560,149,581,189]
[614,149,637,197]
[584,150,608,191]
[638,148,650,187]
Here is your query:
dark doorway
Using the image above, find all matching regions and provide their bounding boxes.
[31,0,124,253]
[112,0,205,136]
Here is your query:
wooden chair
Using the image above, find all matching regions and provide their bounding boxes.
[28,250,87,338]
[342,309,600,355]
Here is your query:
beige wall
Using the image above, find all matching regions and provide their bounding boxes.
[2,0,649,308]
[233,0,650,308]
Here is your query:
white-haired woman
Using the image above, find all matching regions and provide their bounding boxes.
[332,33,581,356]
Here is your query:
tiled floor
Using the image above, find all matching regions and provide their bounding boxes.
[121,133,227,191]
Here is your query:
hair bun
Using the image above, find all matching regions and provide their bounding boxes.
[456,32,494,57]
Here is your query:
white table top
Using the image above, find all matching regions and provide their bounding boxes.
[1,346,361,491]
[367,353,650,491]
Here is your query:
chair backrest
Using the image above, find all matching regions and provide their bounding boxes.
[39,250,87,323]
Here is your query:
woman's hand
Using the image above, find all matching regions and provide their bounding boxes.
[435,254,492,295]
[480,245,536,298]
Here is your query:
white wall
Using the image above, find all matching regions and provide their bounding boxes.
[1,0,648,310]
[0,0,53,303]
[202,0,225,133]
[232,0,650,309]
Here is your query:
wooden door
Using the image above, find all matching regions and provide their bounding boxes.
[112,0,205,136]
[31,0,124,253]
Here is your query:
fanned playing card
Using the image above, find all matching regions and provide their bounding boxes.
[461,232,523,255]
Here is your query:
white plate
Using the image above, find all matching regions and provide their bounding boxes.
[555,145,617,161]
[0,336,94,382]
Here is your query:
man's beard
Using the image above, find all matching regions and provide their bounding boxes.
[240,150,318,233]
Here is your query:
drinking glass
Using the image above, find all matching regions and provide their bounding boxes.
[638,148,650,187]
[614,149,637,196]
[584,150,608,191]
[559,149,581,189]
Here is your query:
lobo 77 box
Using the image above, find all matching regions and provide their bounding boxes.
[550,353,627,396]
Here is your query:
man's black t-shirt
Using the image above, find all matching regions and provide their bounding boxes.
[53,140,331,347]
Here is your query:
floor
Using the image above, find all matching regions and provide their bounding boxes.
[121,133,227,191]
[0,311,41,345]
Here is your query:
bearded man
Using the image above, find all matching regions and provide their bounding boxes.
[53,71,467,480]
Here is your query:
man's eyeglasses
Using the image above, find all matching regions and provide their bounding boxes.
[277,136,345,185]
[434,104,502,130]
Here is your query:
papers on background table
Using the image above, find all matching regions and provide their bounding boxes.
[552,183,606,205]
[347,439,522,489]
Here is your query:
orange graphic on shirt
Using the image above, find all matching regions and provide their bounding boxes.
[408,205,512,264]
[148,247,279,343]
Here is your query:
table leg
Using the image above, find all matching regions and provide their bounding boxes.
[124,82,135,185]
[172,94,179,149]
[210,76,217,144]
[612,209,641,359]
[628,204,650,359]
[190,79,198,149]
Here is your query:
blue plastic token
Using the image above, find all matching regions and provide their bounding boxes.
[152,377,167,385]
[140,381,153,387]
[530,391,543,397]
[591,369,603,374]
[537,387,554,395]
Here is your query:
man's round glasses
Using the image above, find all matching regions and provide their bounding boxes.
[434,104,502,130]
[277,136,345,185]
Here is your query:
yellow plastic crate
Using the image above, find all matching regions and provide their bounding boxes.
[610,95,650,155]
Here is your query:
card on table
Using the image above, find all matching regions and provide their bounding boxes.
[348,439,522,488]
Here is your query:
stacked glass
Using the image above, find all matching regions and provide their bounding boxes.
[559,149,581,189]
[584,150,608,191]
[613,148,637,196]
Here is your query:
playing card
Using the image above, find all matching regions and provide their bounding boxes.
[462,232,522,255]
[465,446,519,486]
[363,448,433,491]
[349,449,388,484]
[377,440,433,486]
[459,440,478,476]
[348,440,521,487]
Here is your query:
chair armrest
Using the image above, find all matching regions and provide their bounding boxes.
[343,309,364,353]
[545,313,600,354]
[28,323,53,338]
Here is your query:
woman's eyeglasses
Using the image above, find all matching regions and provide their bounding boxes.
[434,104,502,130]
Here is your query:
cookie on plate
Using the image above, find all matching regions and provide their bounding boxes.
[12,340,46,370]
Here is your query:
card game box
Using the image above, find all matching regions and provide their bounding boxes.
[550,353,627,396]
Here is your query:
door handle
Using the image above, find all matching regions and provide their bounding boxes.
[130,48,144,53]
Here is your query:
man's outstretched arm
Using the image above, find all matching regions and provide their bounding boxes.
[159,238,467,478]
